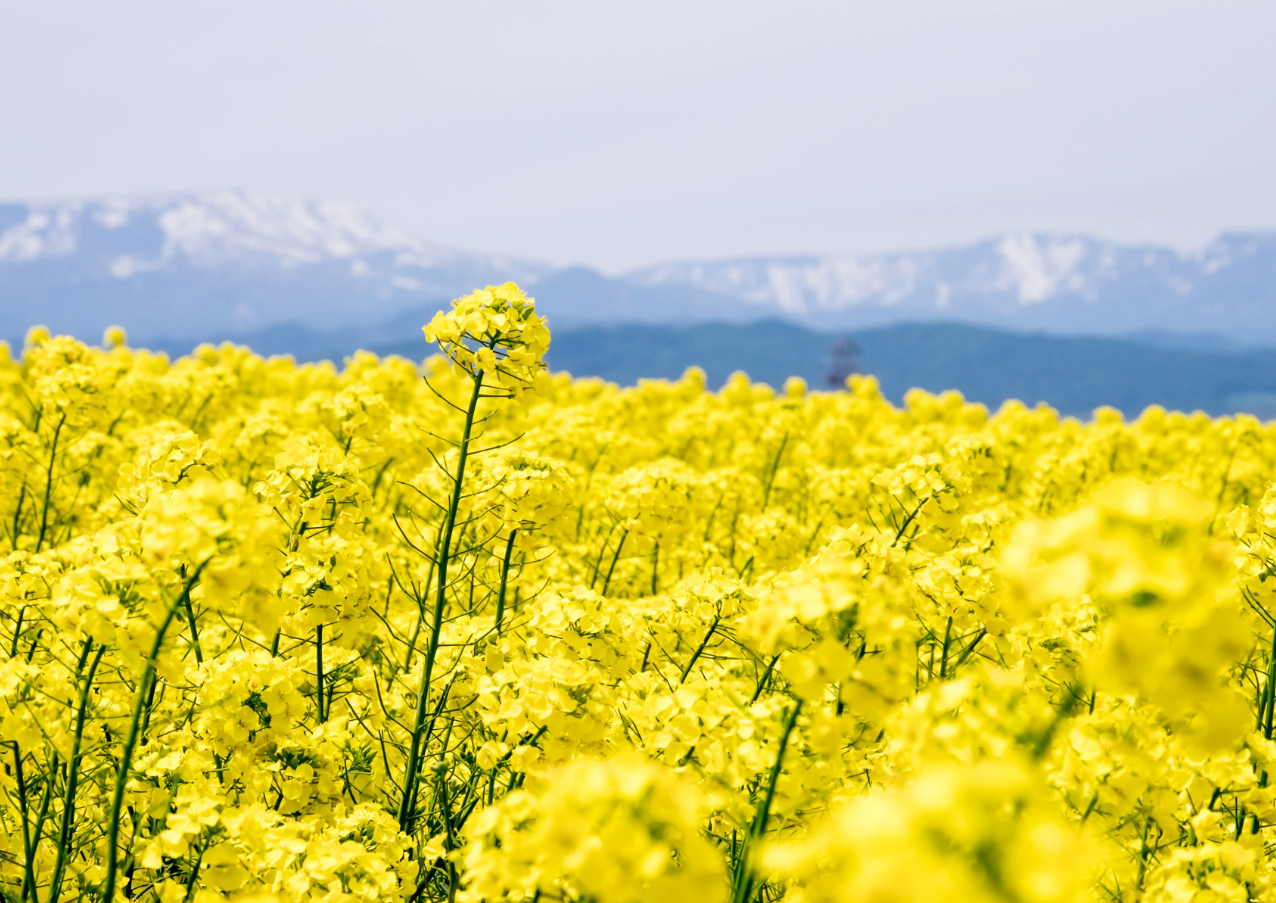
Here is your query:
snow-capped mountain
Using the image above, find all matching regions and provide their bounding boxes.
[627,233,1276,341]
[4,190,1276,349]
[0,191,548,343]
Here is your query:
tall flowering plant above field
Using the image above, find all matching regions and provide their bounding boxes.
[387,285,552,893]
[422,282,550,396]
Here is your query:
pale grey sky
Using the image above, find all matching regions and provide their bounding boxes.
[2,1,1274,271]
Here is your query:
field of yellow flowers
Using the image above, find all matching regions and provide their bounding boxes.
[3,282,1276,903]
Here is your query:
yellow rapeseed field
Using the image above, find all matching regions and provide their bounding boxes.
[2,283,1275,903]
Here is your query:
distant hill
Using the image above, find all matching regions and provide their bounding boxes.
[172,319,1276,420]
[847,323,1276,419]
[5,190,1276,347]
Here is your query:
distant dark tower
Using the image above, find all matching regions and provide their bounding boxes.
[825,337,863,388]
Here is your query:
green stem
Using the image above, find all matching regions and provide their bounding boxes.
[10,606,24,658]
[731,700,801,903]
[1265,627,1276,740]
[401,553,439,674]
[35,414,65,553]
[183,595,203,665]
[892,497,927,547]
[749,655,781,705]
[181,844,206,903]
[937,616,953,681]
[13,745,34,903]
[588,522,618,588]
[1134,817,1150,890]
[28,755,58,896]
[398,370,484,832]
[600,530,628,597]
[953,628,987,671]
[48,642,106,903]
[315,623,325,723]
[101,566,204,903]
[679,616,721,684]
[433,719,460,903]
[494,530,516,634]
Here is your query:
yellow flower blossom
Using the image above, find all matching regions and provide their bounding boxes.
[0,287,1275,902]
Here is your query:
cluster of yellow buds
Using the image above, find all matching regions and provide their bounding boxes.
[423,282,550,395]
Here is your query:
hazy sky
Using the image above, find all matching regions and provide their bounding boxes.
[2,1,1275,271]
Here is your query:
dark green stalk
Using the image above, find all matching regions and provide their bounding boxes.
[892,497,927,547]
[731,700,801,903]
[28,753,58,895]
[13,745,34,903]
[1257,673,1269,733]
[47,643,104,903]
[183,595,203,665]
[101,567,203,903]
[1265,627,1276,740]
[35,414,65,554]
[937,616,953,681]
[494,530,516,634]
[433,719,459,903]
[679,616,721,684]
[10,606,24,658]
[401,553,439,674]
[749,655,781,705]
[398,370,484,832]
[181,844,206,903]
[136,658,163,746]
[1134,816,1151,890]
[315,623,325,723]
[600,530,628,597]
[587,522,619,589]
[953,628,987,671]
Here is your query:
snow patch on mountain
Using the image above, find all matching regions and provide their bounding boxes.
[627,231,1276,342]
[0,190,548,342]
[154,192,429,265]
[0,190,470,272]
[995,235,1087,304]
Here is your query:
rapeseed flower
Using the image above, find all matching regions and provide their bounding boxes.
[0,285,1273,903]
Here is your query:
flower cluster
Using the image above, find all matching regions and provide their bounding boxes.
[459,754,725,903]
[422,283,550,394]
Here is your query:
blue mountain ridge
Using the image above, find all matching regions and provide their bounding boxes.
[4,191,1276,347]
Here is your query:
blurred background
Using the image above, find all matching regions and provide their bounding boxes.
[3,1,1276,417]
